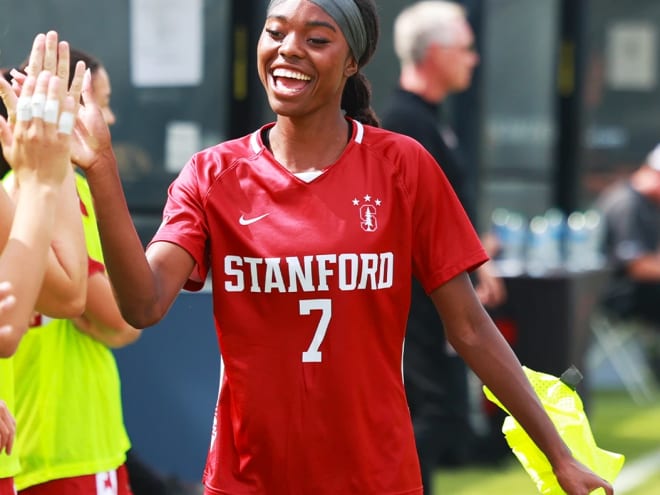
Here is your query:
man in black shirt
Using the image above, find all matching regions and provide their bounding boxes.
[381,2,506,493]
[597,145,660,327]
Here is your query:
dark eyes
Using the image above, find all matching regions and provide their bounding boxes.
[264,28,329,46]
[265,28,283,39]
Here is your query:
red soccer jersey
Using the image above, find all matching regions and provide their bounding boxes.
[152,119,487,495]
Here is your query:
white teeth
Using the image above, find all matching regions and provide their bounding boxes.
[272,68,311,81]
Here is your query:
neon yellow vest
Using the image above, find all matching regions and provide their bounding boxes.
[0,358,20,479]
[12,173,130,489]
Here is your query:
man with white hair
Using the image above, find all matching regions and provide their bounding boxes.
[598,144,660,330]
[381,2,506,492]
[596,144,660,384]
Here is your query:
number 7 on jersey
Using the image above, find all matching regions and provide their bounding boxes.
[300,299,331,363]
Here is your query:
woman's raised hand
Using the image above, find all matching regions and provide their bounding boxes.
[0,70,76,187]
[14,31,112,172]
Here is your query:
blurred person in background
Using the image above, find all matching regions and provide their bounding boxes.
[596,143,660,380]
[380,2,507,492]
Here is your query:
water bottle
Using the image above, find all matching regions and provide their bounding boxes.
[544,208,566,270]
[565,211,588,271]
[491,207,510,249]
[526,216,550,276]
[491,208,526,276]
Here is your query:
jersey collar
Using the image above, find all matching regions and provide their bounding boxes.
[250,119,364,154]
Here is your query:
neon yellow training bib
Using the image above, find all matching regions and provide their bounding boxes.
[0,358,20,479]
[12,173,131,490]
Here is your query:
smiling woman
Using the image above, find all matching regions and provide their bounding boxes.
[48,0,615,494]
[257,0,380,164]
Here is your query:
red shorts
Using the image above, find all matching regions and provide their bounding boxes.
[19,464,132,495]
[0,477,16,495]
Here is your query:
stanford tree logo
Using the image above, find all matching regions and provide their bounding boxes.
[353,194,382,232]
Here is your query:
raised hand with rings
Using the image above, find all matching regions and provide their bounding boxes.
[0,69,76,187]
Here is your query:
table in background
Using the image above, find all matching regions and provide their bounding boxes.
[490,266,611,402]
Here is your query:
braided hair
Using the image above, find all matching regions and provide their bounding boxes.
[341,0,380,127]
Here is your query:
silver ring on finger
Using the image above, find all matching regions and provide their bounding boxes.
[16,97,33,122]
[43,99,60,124]
[31,93,46,119]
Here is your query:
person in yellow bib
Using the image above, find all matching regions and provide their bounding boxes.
[0,60,88,495]
[5,35,141,495]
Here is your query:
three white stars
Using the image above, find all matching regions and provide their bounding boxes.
[353,195,382,206]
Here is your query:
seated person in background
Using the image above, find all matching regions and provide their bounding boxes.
[596,143,660,378]
[597,143,660,326]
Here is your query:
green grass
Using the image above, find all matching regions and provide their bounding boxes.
[431,389,660,494]
[622,470,660,495]
[589,390,660,459]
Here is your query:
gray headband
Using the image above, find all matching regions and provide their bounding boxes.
[267,0,367,62]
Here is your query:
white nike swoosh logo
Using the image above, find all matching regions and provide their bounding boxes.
[239,213,270,225]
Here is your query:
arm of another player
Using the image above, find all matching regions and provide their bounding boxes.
[0,46,87,319]
[474,260,506,308]
[73,67,194,328]
[20,30,195,328]
[430,272,613,495]
[0,167,86,319]
[32,166,88,317]
[0,398,16,456]
[72,266,142,348]
[474,232,507,308]
[0,285,17,455]
[0,72,79,356]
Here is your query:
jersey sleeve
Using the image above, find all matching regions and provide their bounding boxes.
[407,143,488,294]
[149,156,210,291]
